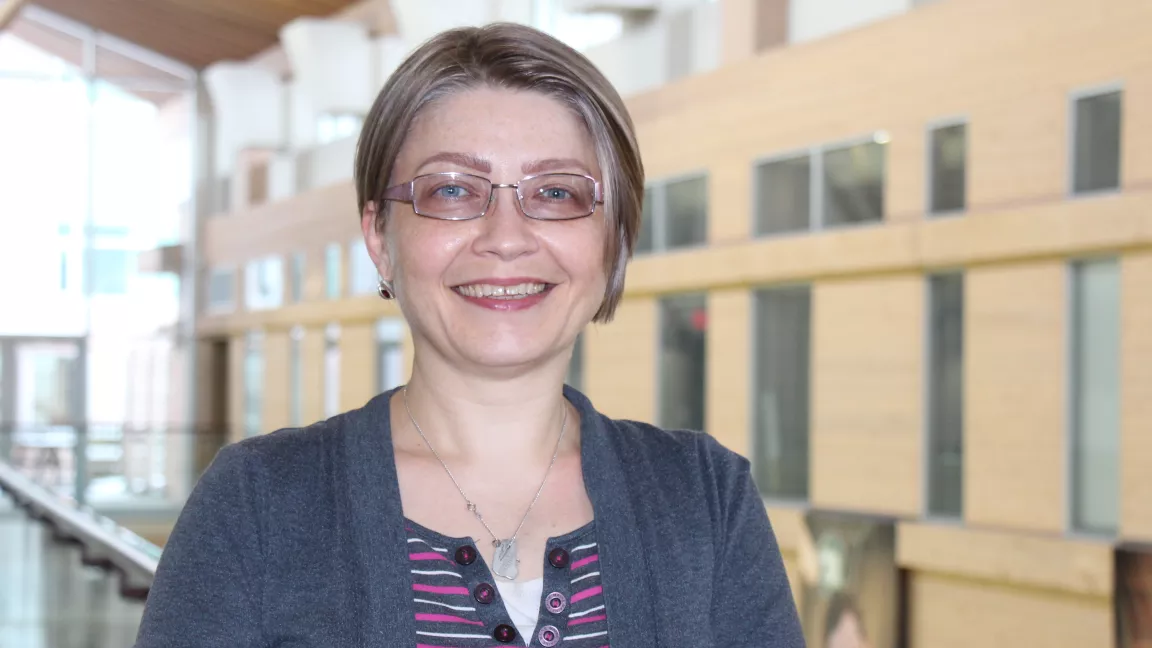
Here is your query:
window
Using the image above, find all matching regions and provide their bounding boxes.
[753,134,887,236]
[376,318,406,393]
[566,332,585,391]
[243,330,264,437]
[823,139,886,227]
[755,154,811,236]
[89,248,133,295]
[288,326,303,427]
[659,293,707,431]
[207,268,235,312]
[929,122,967,214]
[317,112,363,145]
[636,175,708,254]
[244,256,283,311]
[1072,89,1122,194]
[324,323,341,418]
[927,273,964,517]
[325,243,342,299]
[752,286,811,499]
[1070,259,1120,534]
[349,238,379,296]
[290,252,305,303]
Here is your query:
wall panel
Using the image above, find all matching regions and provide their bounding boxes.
[585,298,656,422]
[811,275,923,516]
[965,262,1065,533]
[1121,252,1152,541]
[706,289,751,456]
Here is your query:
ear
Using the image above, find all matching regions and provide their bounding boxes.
[361,201,393,281]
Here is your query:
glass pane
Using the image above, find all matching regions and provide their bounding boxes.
[659,293,707,431]
[566,333,584,391]
[324,326,341,418]
[752,286,811,499]
[289,328,303,427]
[636,187,655,254]
[1073,91,1122,194]
[325,243,342,299]
[243,332,263,437]
[349,239,378,295]
[1071,259,1120,534]
[930,124,967,213]
[755,154,811,236]
[291,252,305,302]
[927,273,964,517]
[663,176,708,249]
[822,140,886,227]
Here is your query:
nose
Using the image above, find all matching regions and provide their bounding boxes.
[470,186,539,260]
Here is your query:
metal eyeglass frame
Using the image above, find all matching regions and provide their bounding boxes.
[381,171,605,221]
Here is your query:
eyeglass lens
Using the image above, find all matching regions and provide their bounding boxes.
[412,173,596,220]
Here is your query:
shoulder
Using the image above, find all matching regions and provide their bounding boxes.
[592,412,752,492]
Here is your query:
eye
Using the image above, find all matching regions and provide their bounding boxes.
[537,186,574,201]
[433,184,472,199]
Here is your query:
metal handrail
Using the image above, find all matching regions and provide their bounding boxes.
[0,459,161,599]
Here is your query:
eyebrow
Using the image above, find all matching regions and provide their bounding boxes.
[416,152,492,174]
[522,158,591,176]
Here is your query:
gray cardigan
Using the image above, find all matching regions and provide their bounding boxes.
[135,386,804,647]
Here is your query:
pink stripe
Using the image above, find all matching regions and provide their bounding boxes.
[415,613,484,626]
[570,554,600,570]
[570,585,603,604]
[409,552,452,562]
[412,583,470,595]
[568,614,607,627]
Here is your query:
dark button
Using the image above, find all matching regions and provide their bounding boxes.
[492,624,517,643]
[454,545,477,566]
[545,592,567,614]
[538,625,561,647]
[473,583,496,604]
[548,547,570,569]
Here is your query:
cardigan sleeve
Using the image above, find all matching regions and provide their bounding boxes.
[134,443,265,647]
[702,436,806,647]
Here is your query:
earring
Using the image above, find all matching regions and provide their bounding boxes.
[377,278,395,300]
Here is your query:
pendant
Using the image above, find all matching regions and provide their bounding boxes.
[492,539,519,580]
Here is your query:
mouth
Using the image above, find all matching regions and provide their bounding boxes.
[452,281,552,300]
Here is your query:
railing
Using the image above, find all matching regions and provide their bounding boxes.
[0,462,160,600]
[0,423,232,602]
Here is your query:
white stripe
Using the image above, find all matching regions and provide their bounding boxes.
[413,598,475,612]
[416,631,491,639]
[572,542,597,553]
[411,570,462,578]
[570,571,600,584]
[564,630,608,641]
[406,538,448,552]
[568,604,605,619]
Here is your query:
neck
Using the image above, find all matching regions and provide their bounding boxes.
[398,349,574,464]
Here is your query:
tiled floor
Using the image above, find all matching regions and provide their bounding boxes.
[0,493,145,648]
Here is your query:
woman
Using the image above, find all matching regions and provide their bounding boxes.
[136,22,803,648]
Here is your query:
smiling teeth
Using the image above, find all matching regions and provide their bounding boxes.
[456,283,547,299]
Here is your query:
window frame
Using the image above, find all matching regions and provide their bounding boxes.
[636,170,710,255]
[1064,255,1122,538]
[924,116,969,218]
[752,131,890,238]
[1067,82,1124,199]
[921,270,966,521]
[655,291,708,432]
[748,282,813,504]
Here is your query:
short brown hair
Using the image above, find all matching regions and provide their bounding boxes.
[354,22,643,323]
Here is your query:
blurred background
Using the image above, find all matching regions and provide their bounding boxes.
[0,0,1149,646]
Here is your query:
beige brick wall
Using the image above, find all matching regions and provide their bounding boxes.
[965,262,1066,533]
[811,275,924,516]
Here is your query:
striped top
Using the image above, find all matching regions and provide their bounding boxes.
[406,518,609,648]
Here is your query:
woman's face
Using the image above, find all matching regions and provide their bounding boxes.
[365,87,608,373]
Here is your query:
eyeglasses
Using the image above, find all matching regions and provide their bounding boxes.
[382,172,604,221]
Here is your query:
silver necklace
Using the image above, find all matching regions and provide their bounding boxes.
[401,387,567,581]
